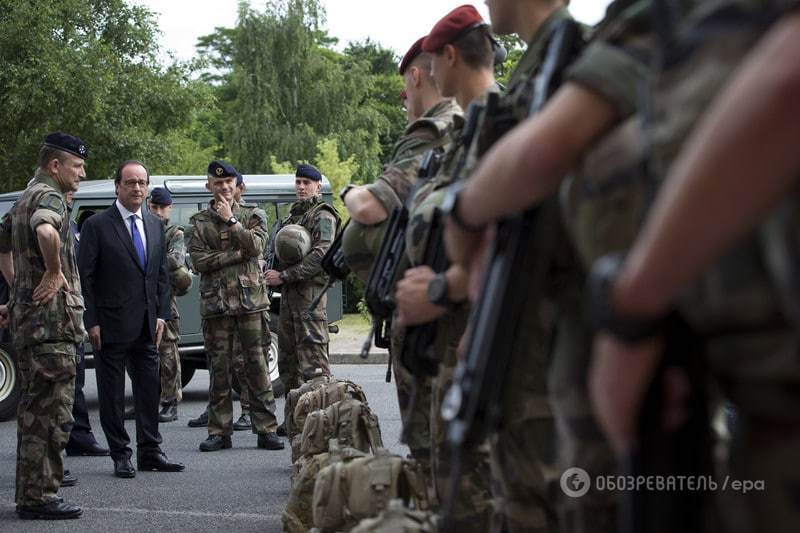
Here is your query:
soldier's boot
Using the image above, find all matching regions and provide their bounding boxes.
[123,406,135,420]
[233,413,252,431]
[276,421,287,437]
[188,408,209,428]
[17,501,82,520]
[61,470,77,487]
[199,435,232,452]
[257,432,285,450]
[159,402,178,423]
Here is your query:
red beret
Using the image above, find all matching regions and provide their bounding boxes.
[422,4,486,53]
[398,36,426,75]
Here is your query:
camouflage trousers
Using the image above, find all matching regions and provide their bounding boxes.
[278,281,330,393]
[15,343,76,506]
[203,313,277,435]
[232,333,250,413]
[432,364,493,531]
[390,324,434,493]
[548,309,616,533]
[159,318,182,406]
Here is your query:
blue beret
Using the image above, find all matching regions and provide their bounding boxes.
[236,172,244,187]
[208,160,239,179]
[150,187,172,206]
[296,164,321,182]
[43,132,89,159]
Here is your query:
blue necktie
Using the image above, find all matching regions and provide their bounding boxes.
[129,214,146,269]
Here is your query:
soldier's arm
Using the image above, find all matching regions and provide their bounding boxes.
[612,13,800,318]
[280,211,337,284]
[186,220,244,274]
[231,208,267,258]
[0,211,14,286]
[166,228,186,271]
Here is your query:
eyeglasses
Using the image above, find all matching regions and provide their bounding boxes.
[121,180,148,189]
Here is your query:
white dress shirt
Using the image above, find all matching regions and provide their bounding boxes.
[115,199,147,256]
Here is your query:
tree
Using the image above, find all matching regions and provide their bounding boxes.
[0,0,219,190]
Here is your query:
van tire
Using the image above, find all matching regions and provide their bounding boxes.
[0,343,20,421]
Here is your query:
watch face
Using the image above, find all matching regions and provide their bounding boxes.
[427,274,448,305]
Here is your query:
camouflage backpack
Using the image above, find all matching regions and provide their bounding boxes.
[297,398,383,462]
[350,499,438,533]
[284,373,334,439]
[312,449,430,532]
[283,440,368,533]
[293,379,368,440]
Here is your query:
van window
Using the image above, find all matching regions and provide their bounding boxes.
[170,203,202,227]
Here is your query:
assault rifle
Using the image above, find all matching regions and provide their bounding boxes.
[441,18,585,527]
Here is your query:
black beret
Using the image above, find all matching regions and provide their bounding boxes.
[149,187,172,206]
[43,132,89,160]
[208,160,239,179]
[296,163,322,182]
[399,36,426,75]
[236,171,244,187]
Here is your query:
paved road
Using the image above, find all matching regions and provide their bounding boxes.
[0,364,405,532]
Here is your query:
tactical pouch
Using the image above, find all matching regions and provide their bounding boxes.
[350,499,438,533]
[285,375,334,439]
[298,398,383,460]
[293,379,368,441]
[312,449,429,532]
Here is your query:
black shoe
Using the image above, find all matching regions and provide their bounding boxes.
[66,440,110,457]
[187,409,208,428]
[257,432,285,450]
[199,435,232,452]
[61,470,77,487]
[276,422,287,437]
[113,457,136,479]
[137,452,185,472]
[159,403,178,423]
[17,500,82,520]
[232,413,251,431]
[123,407,135,420]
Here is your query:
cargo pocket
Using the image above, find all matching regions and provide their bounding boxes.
[200,278,226,316]
[312,462,345,530]
[63,291,86,343]
[239,274,268,312]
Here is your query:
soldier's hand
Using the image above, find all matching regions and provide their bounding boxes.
[33,270,69,305]
[588,333,664,454]
[215,196,234,220]
[396,266,446,327]
[88,325,102,352]
[156,319,165,348]
[264,269,283,286]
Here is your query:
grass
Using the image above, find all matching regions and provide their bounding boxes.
[330,313,373,349]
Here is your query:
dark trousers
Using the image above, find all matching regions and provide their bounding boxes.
[67,344,98,448]
[95,319,162,461]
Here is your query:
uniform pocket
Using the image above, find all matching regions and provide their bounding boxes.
[200,278,227,316]
[239,274,268,312]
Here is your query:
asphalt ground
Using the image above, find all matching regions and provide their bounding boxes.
[0,363,405,532]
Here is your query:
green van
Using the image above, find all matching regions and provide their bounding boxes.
[0,174,343,421]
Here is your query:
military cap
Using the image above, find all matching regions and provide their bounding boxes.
[296,163,322,182]
[208,160,239,179]
[398,36,426,75]
[149,187,173,206]
[236,171,244,187]
[422,5,486,52]
[43,131,89,159]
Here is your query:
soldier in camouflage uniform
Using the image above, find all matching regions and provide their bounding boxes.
[0,132,87,519]
[188,160,283,452]
[147,187,190,423]
[264,164,339,393]
[340,37,461,492]
[394,6,498,529]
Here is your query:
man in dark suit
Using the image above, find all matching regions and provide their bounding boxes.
[78,160,184,478]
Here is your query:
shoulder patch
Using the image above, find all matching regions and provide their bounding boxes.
[39,192,66,215]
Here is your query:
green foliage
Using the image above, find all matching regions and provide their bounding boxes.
[0,0,219,191]
[494,34,526,86]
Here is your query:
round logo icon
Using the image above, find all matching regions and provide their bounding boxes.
[560,467,591,498]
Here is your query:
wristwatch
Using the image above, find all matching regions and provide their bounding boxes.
[586,253,670,342]
[226,216,238,227]
[441,182,487,233]
[427,272,453,308]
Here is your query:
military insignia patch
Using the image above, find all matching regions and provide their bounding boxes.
[216,167,224,176]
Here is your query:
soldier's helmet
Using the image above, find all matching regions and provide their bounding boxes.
[405,187,448,266]
[276,224,312,265]
[341,219,390,283]
[171,265,193,297]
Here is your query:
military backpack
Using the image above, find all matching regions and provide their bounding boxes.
[296,398,383,462]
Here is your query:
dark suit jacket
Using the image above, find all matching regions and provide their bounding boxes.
[78,203,171,344]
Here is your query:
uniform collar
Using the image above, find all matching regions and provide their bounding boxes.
[30,169,63,193]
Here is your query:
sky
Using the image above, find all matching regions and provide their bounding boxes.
[130,1,613,62]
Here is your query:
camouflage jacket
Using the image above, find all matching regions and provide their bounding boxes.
[187,200,269,318]
[0,170,85,349]
[279,196,340,286]
[365,98,462,213]
[164,222,185,321]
